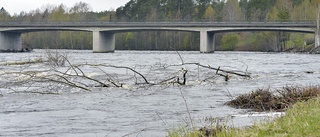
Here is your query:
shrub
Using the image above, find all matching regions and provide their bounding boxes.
[226,86,320,111]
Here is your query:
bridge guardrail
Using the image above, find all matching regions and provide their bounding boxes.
[0,20,316,28]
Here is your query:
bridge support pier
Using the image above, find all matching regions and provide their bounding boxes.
[315,32,320,47]
[0,32,22,52]
[93,31,115,53]
[200,31,215,53]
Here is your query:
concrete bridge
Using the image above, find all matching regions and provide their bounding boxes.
[0,21,317,53]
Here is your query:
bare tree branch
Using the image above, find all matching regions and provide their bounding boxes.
[83,64,152,85]
[0,51,252,95]
[168,62,251,78]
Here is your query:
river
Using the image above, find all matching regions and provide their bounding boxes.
[0,50,319,136]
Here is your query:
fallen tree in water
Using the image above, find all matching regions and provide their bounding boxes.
[0,52,250,94]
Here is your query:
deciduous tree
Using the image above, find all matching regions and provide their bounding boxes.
[203,5,215,21]
[222,0,241,21]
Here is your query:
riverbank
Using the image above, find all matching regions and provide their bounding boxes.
[232,97,320,136]
[169,86,320,137]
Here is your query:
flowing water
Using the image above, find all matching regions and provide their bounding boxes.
[0,50,320,136]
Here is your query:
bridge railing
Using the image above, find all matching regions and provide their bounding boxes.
[0,19,316,27]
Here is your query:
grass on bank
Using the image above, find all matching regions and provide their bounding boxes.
[168,86,320,137]
[169,97,320,137]
[239,97,320,137]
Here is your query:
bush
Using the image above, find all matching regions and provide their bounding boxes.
[221,33,240,51]
[45,49,67,67]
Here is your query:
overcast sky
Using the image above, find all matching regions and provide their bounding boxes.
[0,0,130,15]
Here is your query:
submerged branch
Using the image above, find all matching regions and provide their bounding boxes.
[165,62,251,78]
[188,63,251,78]
[82,64,152,85]
[42,74,91,91]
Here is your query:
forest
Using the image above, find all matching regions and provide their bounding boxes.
[0,0,320,51]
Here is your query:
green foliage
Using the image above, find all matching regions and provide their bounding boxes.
[202,6,215,21]
[266,6,278,21]
[285,41,295,49]
[221,33,240,51]
[125,32,134,43]
[283,34,305,50]
[212,1,225,21]
[277,8,290,21]
[196,0,211,20]
[292,0,303,5]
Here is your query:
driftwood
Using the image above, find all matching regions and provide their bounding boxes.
[2,58,45,66]
[165,62,250,81]
[160,68,188,85]
[0,51,251,94]
[170,50,250,79]
[191,63,251,78]
[86,64,151,84]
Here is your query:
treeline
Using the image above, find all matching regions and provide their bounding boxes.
[115,0,318,51]
[1,0,320,51]
[1,2,116,50]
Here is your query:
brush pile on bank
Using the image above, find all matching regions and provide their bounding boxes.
[226,86,320,111]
